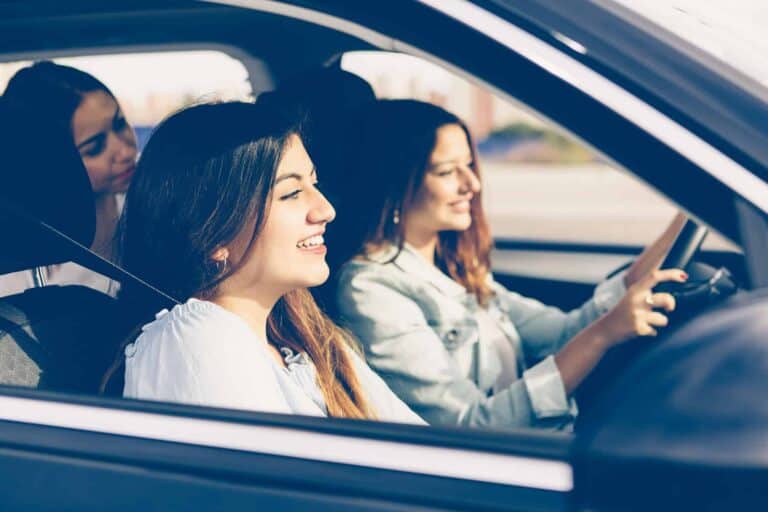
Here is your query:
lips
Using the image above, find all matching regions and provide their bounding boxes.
[297,233,325,249]
[449,199,472,212]
[114,165,136,183]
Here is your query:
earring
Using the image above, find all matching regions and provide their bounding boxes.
[216,256,228,274]
[393,208,400,225]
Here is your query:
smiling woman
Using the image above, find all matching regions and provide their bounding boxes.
[333,99,688,430]
[117,101,423,424]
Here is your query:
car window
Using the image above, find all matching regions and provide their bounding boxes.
[0,50,254,151]
[341,50,736,251]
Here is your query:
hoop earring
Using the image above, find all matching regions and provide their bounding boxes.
[393,208,400,225]
[216,256,229,274]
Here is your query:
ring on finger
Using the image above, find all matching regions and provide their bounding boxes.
[645,294,655,306]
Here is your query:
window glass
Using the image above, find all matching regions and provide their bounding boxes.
[341,51,735,250]
[0,50,253,151]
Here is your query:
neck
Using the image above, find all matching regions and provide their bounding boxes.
[92,193,120,260]
[211,292,277,344]
[404,229,439,266]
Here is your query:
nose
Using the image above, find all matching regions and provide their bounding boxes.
[459,165,481,195]
[307,186,336,225]
[111,129,138,164]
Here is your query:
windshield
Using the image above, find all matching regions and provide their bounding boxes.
[608,0,768,94]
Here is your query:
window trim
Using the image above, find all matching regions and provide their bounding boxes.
[0,392,572,491]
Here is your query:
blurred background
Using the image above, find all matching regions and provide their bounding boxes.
[0,47,734,250]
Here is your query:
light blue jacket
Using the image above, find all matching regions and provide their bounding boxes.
[336,243,625,429]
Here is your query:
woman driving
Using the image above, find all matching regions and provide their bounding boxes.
[334,99,687,429]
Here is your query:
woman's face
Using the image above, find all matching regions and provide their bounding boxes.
[223,135,336,298]
[72,90,138,195]
[404,123,481,242]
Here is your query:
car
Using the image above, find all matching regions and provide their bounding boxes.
[0,1,766,510]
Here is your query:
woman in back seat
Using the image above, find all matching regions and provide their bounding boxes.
[0,61,138,297]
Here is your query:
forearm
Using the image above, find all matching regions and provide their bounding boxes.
[624,211,687,287]
[554,316,612,395]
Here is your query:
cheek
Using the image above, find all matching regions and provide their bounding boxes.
[416,181,452,212]
[83,159,110,187]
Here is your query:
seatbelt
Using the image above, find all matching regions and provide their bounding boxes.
[0,199,179,306]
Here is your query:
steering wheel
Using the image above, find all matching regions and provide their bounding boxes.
[657,219,708,271]
[574,218,737,429]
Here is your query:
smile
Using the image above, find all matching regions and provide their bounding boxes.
[450,200,471,212]
[297,234,325,249]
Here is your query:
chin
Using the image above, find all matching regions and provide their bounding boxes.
[443,217,473,232]
[304,263,330,287]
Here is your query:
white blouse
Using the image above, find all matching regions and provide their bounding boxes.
[123,298,424,424]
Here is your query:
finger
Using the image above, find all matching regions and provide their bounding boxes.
[646,311,669,327]
[642,268,688,288]
[637,323,658,337]
[650,292,676,312]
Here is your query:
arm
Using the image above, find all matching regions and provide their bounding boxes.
[555,268,687,394]
[499,270,627,364]
[337,267,571,428]
[623,211,687,288]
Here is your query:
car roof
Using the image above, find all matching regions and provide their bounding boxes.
[0,0,371,83]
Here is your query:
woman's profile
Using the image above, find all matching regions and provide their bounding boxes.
[119,101,421,423]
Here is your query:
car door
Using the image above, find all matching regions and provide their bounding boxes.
[0,386,571,511]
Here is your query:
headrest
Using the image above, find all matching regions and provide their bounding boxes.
[0,96,96,275]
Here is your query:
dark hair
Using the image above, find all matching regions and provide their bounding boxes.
[118,101,374,418]
[339,99,493,305]
[2,61,114,133]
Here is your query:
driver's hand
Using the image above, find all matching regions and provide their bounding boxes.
[603,268,688,346]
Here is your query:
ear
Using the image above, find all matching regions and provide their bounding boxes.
[211,246,229,263]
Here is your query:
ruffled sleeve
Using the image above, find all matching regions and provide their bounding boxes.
[124,300,292,414]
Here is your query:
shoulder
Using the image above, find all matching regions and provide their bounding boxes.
[130,299,259,368]
[124,299,288,411]
[151,298,249,341]
[337,252,417,296]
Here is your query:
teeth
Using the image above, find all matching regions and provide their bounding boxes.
[297,235,324,249]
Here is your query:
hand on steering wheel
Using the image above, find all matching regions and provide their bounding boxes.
[602,268,688,345]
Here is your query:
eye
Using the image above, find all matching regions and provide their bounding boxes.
[435,167,456,177]
[82,138,106,158]
[113,116,128,132]
[279,189,301,200]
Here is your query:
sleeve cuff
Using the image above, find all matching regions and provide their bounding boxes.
[592,270,627,314]
[523,355,570,419]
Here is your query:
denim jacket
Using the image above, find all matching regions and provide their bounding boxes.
[336,243,625,429]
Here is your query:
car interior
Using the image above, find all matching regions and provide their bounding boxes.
[0,0,755,436]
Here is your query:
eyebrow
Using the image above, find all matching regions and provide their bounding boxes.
[76,106,121,149]
[274,166,316,185]
[428,155,474,167]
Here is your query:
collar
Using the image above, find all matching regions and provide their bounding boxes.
[369,242,469,299]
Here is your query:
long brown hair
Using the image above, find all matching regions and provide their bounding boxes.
[118,102,373,418]
[336,99,494,306]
